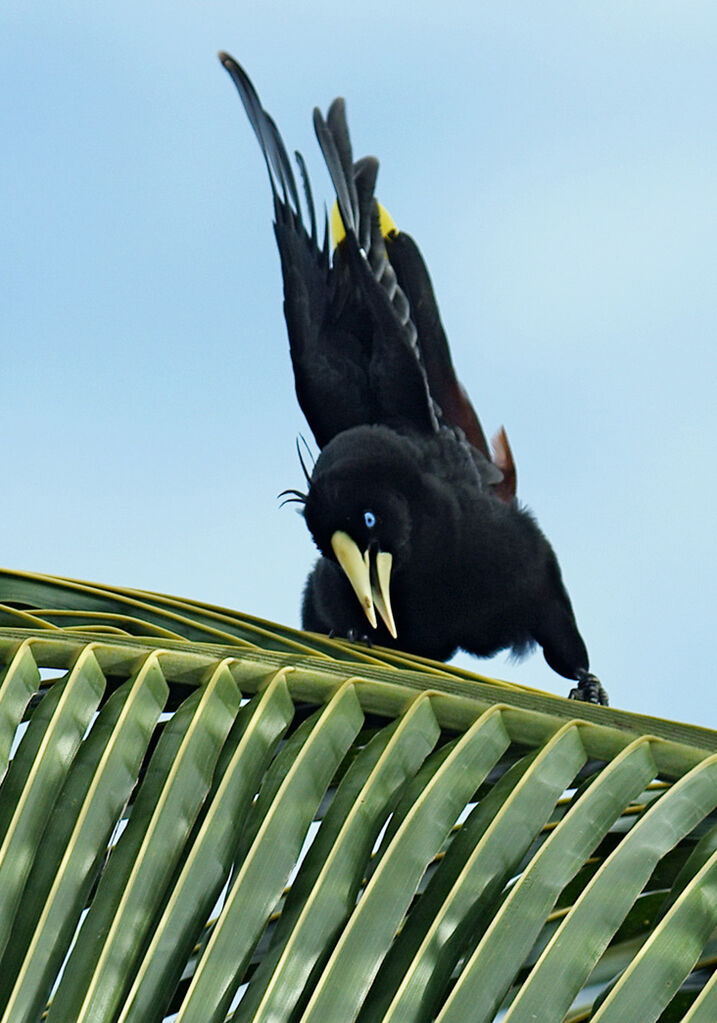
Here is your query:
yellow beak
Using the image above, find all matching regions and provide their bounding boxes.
[330,531,397,639]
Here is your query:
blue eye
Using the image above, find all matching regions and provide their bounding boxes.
[363,510,377,529]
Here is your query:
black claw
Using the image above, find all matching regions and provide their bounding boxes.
[327,627,374,647]
[345,627,374,647]
[568,670,609,706]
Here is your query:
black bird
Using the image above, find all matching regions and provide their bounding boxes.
[220,54,607,704]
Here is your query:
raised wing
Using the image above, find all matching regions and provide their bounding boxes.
[384,231,517,498]
[384,231,491,454]
[219,54,437,448]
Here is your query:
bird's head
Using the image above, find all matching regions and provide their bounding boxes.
[302,426,420,639]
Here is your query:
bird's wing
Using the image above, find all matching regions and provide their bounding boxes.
[220,54,437,447]
[383,231,490,454]
[313,98,515,497]
[313,100,441,437]
[384,230,516,498]
[220,53,360,448]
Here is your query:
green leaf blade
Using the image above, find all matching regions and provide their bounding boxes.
[590,846,717,1023]
[299,702,510,1023]
[370,720,587,1023]
[0,641,40,779]
[118,667,294,1023]
[500,752,717,1023]
[174,680,364,1023]
[0,654,168,1023]
[46,659,240,1023]
[423,736,657,1023]
[0,647,105,958]
[239,691,449,1023]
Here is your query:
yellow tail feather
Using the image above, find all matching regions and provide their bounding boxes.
[330,200,398,247]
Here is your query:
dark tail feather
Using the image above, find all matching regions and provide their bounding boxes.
[354,156,379,253]
[218,53,301,213]
[315,101,421,358]
[263,113,301,211]
[313,101,358,236]
[294,150,318,244]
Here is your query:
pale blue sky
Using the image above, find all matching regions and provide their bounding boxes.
[3,2,716,724]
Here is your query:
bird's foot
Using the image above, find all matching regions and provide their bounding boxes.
[568,669,609,706]
[329,627,374,647]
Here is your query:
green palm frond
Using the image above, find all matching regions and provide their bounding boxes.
[0,568,715,1023]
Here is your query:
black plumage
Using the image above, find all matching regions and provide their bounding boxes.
[220,54,606,704]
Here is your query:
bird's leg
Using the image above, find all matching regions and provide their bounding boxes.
[531,588,610,705]
[569,669,609,706]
